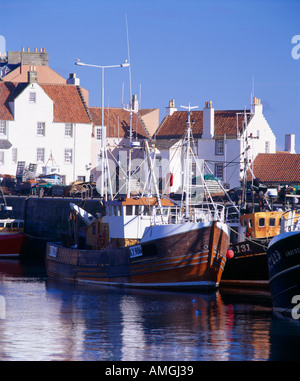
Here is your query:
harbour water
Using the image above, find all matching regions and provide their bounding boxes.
[0,259,299,363]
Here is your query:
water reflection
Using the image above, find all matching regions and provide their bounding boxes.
[0,260,299,361]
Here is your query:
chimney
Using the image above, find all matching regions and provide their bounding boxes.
[202,101,214,139]
[285,134,296,154]
[251,97,263,115]
[28,66,38,83]
[67,73,80,85]
[132,94,139,112]
[166,99,177,116]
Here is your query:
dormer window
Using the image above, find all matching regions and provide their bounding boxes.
[29,92,36,103]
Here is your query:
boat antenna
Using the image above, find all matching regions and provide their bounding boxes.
[125,13,132,102]
[251,75,255,113]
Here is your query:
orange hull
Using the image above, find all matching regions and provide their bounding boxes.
[46,221,229,290]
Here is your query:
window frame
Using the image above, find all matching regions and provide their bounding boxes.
[64,148,73,164]
[37,122,45,136]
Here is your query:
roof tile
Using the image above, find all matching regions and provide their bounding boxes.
[88,107,150,139]
[156,109,252,138]
[250,153,300,183]
[0,82,15,120]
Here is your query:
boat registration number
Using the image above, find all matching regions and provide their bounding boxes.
[49,245,58,258]
[129,245,143,259]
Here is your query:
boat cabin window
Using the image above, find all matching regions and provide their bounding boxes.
[259,218,265,227]
[0,222,4,227]
[269,218,276,227]
[126,205,133,215]
[248,219,253,228]
[143,206,153,216]
[12,222,19,228]
[6,223,11,228]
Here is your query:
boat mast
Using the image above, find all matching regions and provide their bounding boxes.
[180,103,198,218]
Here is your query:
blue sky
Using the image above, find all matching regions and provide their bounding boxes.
[1,0,300,152]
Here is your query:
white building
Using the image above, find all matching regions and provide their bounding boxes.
[155,98,276,192]
[0,67,92,184]
[88,96,159,196]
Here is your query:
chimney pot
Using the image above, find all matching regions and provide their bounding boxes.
[285,134,296,154]
[166,99,177,116]
[203,101,214,138]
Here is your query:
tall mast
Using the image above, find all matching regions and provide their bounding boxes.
[180,103,198,218]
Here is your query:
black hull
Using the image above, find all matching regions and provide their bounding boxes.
[221,238,270,288]
[267,230,300,313]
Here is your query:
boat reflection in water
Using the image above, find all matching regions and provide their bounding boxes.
[44,280,275,361]
[0,260,299,361]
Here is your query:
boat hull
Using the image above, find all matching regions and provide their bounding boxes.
[267,230,300,314]
[0,233,29,258]
[46,221,229,290]
[221,238,270,288]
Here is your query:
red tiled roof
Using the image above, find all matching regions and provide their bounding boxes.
[40,84,91,124]
[88,107,150,139]
[249,153,300,183]
[156,110,252,138]
[0,82,91,124]
[0,82,16,120]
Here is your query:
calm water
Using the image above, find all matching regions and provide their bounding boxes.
[0,259,299,362]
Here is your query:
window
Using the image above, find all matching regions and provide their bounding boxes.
[65,123,73,137]
[29,92,36,103]
[259,218,265,227]
[126,205,133,215]
[0,152,4,165]
[37,148,45,163]
[37,122,45,136]
[12,148,17,163]
[265,141,270,153]
[96,128,101,140]
[0,121,6,135]
[269,218,276,227]
[64,149,72,163]
[214,163,223,179]
[96,126,106,140]
[215,140,224,155]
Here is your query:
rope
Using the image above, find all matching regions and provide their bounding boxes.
[227,223,269,249]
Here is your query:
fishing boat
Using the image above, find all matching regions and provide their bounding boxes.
[267,207,300,315]
[221,207,285,288]
[46,105,230,290]
[0,190,28,258]
[219,109,291,288]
